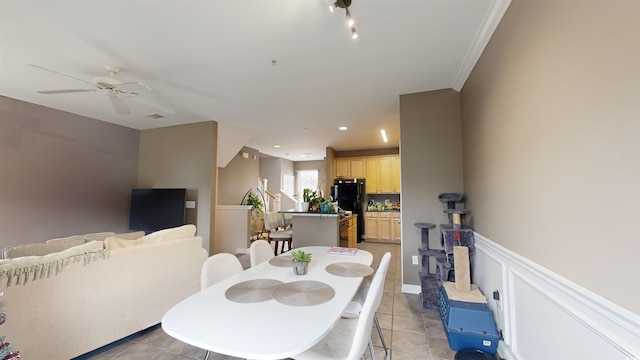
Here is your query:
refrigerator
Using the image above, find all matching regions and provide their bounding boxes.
[332,179,365,242]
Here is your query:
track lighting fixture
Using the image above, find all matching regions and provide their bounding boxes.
[329,0,358,39]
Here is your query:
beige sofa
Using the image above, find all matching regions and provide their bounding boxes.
[0,225,208,359]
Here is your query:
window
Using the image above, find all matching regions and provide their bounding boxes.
[297,170,318,196]
[282,174,294,197]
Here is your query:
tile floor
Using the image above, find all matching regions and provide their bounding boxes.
[74,242,457,360]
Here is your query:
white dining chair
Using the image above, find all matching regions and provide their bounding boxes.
[292,252,392,360]
[249,239,275,267]
[342,264,389,355]
[200,253,244,360]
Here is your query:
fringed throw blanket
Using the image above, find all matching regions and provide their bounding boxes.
[0,241,108,288]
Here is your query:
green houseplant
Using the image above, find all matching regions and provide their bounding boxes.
[302,188,317,203]
[302,188,317,212]
[245,191,264,214]
[243,190,264,237]
[291,250,312,275]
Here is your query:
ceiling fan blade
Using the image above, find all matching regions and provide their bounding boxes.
[37,89,95,94]
[29,64,92,84]
[132,94,176,114]
[108,96,130,115]
[118,81,152,91]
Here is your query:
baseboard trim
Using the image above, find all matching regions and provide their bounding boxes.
[401,283,421,295]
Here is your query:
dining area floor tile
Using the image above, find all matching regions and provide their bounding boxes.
[74,242,457,360]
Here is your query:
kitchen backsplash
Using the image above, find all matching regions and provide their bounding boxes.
[365,194,400,210]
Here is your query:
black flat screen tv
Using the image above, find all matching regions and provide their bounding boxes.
[129,188,187,233]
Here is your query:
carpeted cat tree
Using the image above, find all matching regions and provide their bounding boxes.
[417,192,474,312]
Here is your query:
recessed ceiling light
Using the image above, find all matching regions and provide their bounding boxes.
[274,145,281,148]
[339,126,348,131]
[380,129,388,142]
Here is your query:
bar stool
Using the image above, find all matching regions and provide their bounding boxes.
[263,212,292,255]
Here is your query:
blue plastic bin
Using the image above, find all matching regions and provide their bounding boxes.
[438,286,500,356]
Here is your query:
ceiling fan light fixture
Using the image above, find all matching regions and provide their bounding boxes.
[351,27,358,39]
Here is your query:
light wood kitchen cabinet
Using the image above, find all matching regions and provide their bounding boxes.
[365,212,379,240]
[335,158,350,179]
[365,158,379,193]
[391,156,401,193]
[365,211,399,243]
[349,158,366,178]
[348,216,357,248]
[391,212,401,243]
[378,212,392,241]
[365,155,400,194]
[339,215,358,248]
[335,157,366,179]
[378,157,393,193]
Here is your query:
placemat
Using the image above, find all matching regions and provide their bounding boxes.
[225,279,284,303]
[325,262,374,277]
[268,254,293,267]
[273,280,335,306]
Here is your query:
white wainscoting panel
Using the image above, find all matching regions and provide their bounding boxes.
[471,233,640,360]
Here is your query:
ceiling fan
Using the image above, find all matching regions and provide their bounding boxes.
[29,64,175,115]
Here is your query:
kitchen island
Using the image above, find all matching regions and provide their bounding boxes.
[281,212,358,249]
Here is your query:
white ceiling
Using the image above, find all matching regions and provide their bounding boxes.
[0,0,509,161]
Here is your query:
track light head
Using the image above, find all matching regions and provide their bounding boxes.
[334,0,352,9]
[329,0,358,39]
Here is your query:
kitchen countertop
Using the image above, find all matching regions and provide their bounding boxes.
[280,211,357,220]
[365,209,401,213]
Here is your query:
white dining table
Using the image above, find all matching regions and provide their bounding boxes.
[162,246,373,360]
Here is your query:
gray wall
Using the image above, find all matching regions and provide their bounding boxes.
[138,122,217,253]
[0,96,139,247]
[217,146,260,206]
[460,0,639,314]
[399,89,464,286]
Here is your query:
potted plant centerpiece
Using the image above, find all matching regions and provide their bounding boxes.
[291,250,312,275]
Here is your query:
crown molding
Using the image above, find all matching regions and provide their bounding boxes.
[451,0,512,92]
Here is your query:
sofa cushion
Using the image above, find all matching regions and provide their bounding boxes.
[138,224,196,243]
[104,227,194,250]
[2,240,84,259]
[82,232,117,243]
[46,232,116,244]
[104,237,143,249]
[0,241,107,286]
[45,234,86,246]
[45,231,143,249]
[114,231,145,240]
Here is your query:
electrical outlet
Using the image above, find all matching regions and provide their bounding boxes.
[412,255,418,265]
[493,290,500,301]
